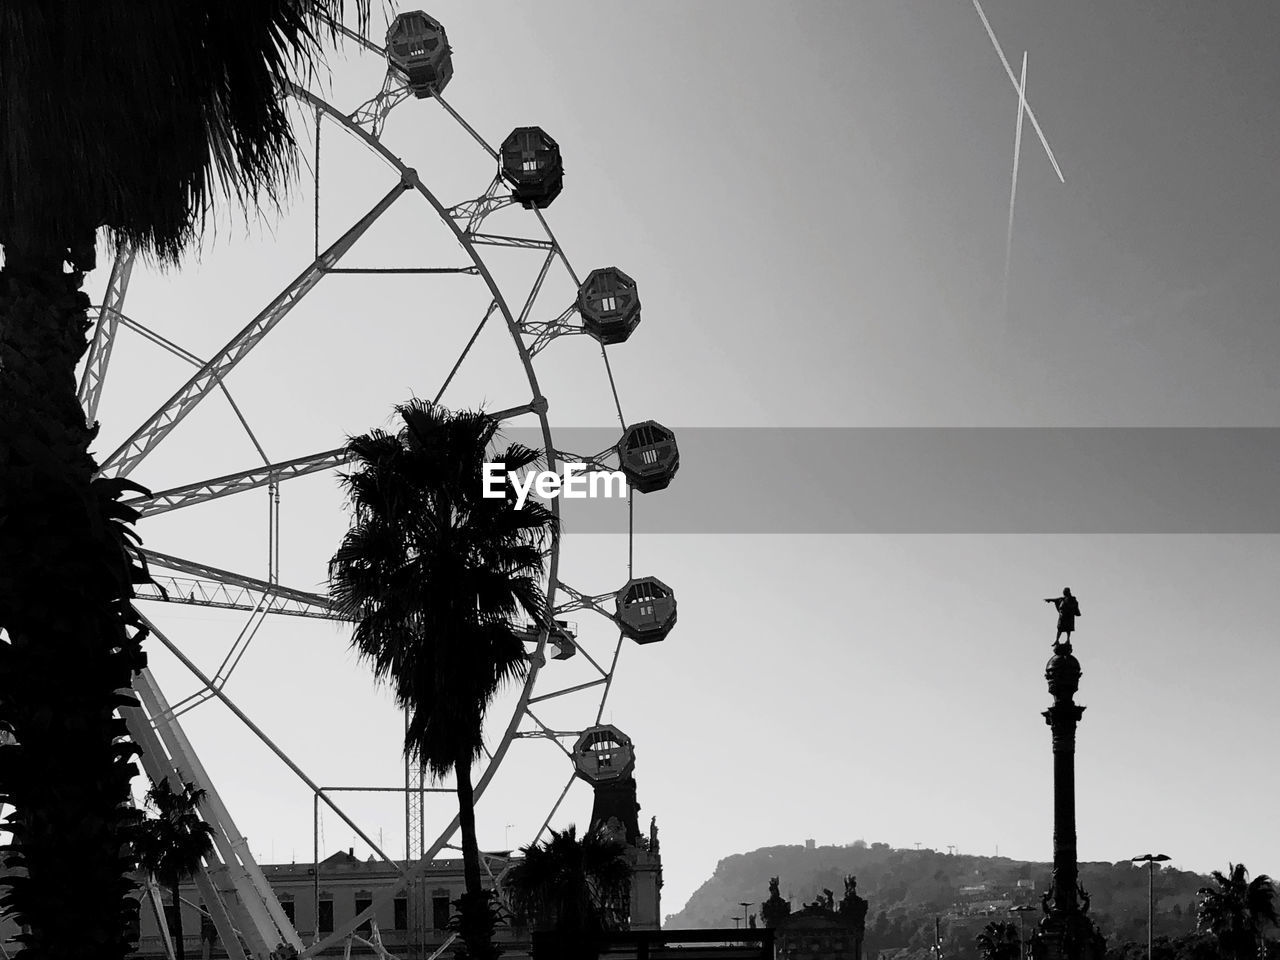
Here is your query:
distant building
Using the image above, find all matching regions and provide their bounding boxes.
[769,877,867,960]
[775,907,862,960]
[126,851,531,959]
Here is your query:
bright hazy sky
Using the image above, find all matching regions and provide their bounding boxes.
[76,1,1280,925]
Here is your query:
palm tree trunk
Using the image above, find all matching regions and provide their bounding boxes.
[171,882,186,960]
[454,753,483,896]
[453,751,490,959]
[0,250,145,960]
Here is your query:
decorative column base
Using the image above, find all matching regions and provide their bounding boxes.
[1030,907,1107,960]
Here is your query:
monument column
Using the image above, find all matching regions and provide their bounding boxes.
[1030,635,1105,960]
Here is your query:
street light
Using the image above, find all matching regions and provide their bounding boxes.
[1131,853,1171,960]
[740,902,753,929]
[1010,904,1035,960]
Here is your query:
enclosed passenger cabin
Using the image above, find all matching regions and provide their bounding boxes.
[578,267,641,345]
[548,619,577,661]
[386,12,453,98]
[516,619,576,661]
[615,577,677,644]
[500,127,564,209]
[572,724,635,783]
[618,421,679,493]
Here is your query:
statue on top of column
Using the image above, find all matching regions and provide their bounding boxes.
[1044,588,1081,648]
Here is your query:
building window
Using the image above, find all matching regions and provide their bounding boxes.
[355,895,373,935]
[318,897,334,934]
[279,898,296,926]
[394,897,408,931]
[432,895,451,930]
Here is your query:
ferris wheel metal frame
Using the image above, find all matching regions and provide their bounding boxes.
[79,14,676,960]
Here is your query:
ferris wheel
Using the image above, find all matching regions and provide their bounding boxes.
[79,12,679,960]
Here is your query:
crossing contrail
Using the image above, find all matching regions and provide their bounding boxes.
[972,0,1065,183]
[1003,50,1028,316]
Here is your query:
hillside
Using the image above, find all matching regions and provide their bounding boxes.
[665,842,1216,958]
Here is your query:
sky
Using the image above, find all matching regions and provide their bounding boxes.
[68,0,1280,927]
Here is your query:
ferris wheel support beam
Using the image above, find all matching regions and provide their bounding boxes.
[103,180,411,478]
[138,574,340,620]
[142,549,341,618]
[127,395,543,520]
[128,447,350,517]
[78,248,137,423]
[126,667,290,958]
[139,613,404,873]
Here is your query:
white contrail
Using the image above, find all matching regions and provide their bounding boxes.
[972,0,1065,183]
[1003,50,1028,316]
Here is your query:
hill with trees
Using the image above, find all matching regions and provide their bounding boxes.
[665,841,1224,960]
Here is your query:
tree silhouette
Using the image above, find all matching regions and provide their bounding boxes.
[0,5,368,959]
[330,400,558,960]
[504,824,632,960]
[134,779,216,960]
[1196,863,1278,960]
[976,922,1022,960]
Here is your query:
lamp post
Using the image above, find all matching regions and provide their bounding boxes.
[1011,904,1035,960]
[1130,854,1170,960]
[740,902,752,928]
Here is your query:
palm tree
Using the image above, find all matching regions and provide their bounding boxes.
[1197,864,1278,960]
[0,6,368,959]
[329,399,559,960]
[503,825,633,960]
[976,922,1023,960]
[135,779,216,960]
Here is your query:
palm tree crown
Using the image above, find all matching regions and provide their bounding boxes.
[0,2,370,266]
[1197,863,1279,960]
[503,824,633,960]
[135,778,216,960]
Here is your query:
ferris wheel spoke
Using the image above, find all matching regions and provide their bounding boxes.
[593,636,626,725]
[319,14,386,58]
[103,179,411,478]
[517,249,558,327]
[532,770,578,847]
[126,447,350,517]
[526,677,608,706]
[468,233,555,251]
[141,549,343,620]
[431,92,499,162]
[531,208,581,288]
[433,300,499,405]
[79,248,137,424]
